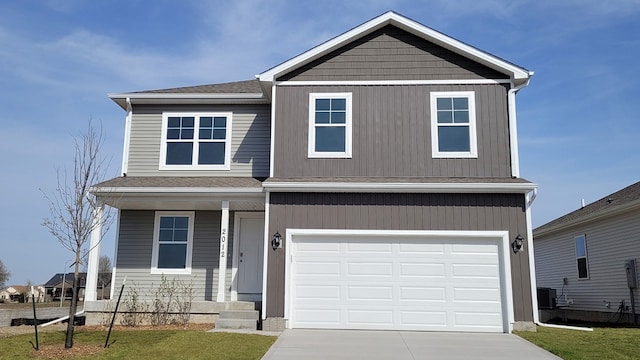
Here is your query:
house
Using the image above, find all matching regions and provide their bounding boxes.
[86,11,538,333]
[534,181,640,324]
[43,272,86,302]
[0,285,46,303]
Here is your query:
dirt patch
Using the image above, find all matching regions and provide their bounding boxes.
[0,323,67,338]
[31,344,105,359]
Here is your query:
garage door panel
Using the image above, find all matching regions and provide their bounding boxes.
[290,234,506,332]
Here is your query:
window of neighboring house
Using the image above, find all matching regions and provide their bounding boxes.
[160,113,232,170]
[308,93,352,158]
[151,212,194,274]
[430,91,477,158]
[575,234,589,279]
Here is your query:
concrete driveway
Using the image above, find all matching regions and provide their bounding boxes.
[261,329,561,360]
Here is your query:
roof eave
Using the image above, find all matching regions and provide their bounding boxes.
[257,11,531,84]
[263,182,537,193]
[108,93,269,110]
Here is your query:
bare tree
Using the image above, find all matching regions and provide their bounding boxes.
[98,255,112,300]
[41,120,114,349]
[0,260,9,288]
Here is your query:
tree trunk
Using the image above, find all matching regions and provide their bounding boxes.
[65,260,80,349]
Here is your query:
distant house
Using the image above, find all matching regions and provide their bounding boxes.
[534,181,640,323]
[0,285,46,303]
[43,273,87,301]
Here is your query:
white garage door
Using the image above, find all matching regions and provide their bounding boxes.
[289,233,507,332]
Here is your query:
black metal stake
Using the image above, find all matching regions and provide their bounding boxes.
[105,278,126,348]
[32,294,39,351]
[630,288,637,326]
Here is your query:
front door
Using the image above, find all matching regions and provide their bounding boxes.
[235,213,264,300]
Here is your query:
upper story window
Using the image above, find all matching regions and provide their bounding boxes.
[160,112,232,170]
[430,91,477,158]
[575,235,589,279]
[308,93,352,158]
[151,211,194,275]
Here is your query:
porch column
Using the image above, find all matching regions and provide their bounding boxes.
[216,201,230,302]
[85,204,103,302]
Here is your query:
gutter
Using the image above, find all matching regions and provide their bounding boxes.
[507,77,532,178]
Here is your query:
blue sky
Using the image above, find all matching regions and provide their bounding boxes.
[1,0,639,285]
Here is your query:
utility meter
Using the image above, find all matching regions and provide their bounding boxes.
[625,259,637,289]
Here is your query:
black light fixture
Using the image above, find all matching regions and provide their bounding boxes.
[512,234,524,253]
[272,232,282,251]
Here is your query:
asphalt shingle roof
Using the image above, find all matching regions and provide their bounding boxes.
[134,79,263,95]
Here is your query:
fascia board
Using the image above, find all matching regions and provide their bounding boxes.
[91,186,264,195]
[108,93,267,109]
[258,11,530,82]
[262,182,537,194]
[534,199,640,238]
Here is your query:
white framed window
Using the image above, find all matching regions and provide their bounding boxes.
[308,93,352,158]
[430,91,477,158]
[151,211,195,275]
[575,234,589,279]
[159,112,232,170]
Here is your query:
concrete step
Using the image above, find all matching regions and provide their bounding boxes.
[215,318,258,330]
[219,310,259,320]
[223,301,256,311]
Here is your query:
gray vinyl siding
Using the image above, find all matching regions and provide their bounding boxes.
[534,209,640,314]
[273,84,511,178]
[126,104,270,177]
[277,25,508,81]
[265,192,533,322]
[113,210,236,302]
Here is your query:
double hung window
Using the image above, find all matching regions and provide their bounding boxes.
[151,212,194,274]
[430,92,477,158]
[308,93,352,158]
[160,113,232,170]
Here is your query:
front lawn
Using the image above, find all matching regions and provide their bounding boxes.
[0,327,276,359]
[515,326,640,360]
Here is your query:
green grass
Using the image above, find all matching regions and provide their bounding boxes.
[515,326,640,360]
[0,328,277,359]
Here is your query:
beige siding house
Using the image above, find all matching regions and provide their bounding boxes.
[534,181,640,324]
[87,11,538,333]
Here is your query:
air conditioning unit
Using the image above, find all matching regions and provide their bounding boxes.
[537,287,557,309]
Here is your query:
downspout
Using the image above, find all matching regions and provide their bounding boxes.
[508,79,530,178]
[120,97,132,176]
[525,189,592,331]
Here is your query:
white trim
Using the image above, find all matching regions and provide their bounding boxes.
[308,93,353,158]
[258,11,531,83]
[269,84,276,178]
[159,112,233,171]
[110,210,121,300]
[231,211,266,301]
[216,201,230,302]
[263,181,537,193]
[284,229,514,333]
[92,187,263,194]
[150,211,195,275]
[507,80,530,177]
[261,192,270,320]
[526,194,540,326]
[109,93,264,100]
[121,97,132,175]
[277,79,511,86]
[430,91,478,158]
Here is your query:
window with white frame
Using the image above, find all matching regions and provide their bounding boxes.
[575,234,589,279]
[430,91,477,158]
[160,113,232,170]
[151,212,194,274]
[308,93,352,158]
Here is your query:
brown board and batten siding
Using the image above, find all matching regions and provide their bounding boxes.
[126,104,270,178]
[273,84,511,178]
[114,210,235,301]
[265,193,533,322]
[277,25,509,82]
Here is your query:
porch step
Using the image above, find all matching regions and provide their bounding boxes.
[224,301,256,311]
[216,309,259,330]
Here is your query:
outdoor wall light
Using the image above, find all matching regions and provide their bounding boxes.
[512,234,524,253]
[272,232,282,251]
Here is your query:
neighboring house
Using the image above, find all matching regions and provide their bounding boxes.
[87,11,537,333]
[0,285,45,303]
[43,273,87,301]
[534,181,640,324]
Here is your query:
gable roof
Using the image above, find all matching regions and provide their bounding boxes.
[534,181,640,237]
[258,11,532,85]
[43,273,87,288]
[109,80,267,110]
